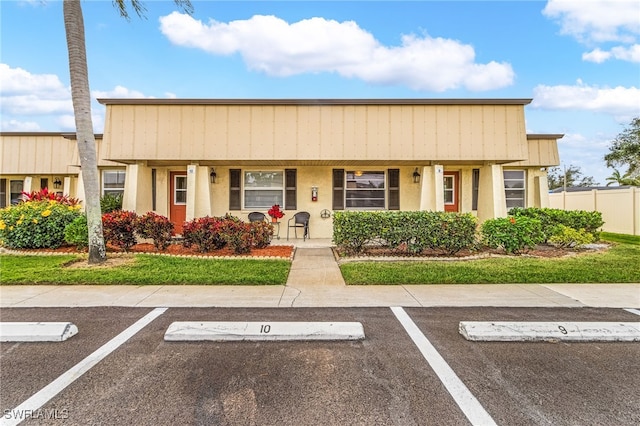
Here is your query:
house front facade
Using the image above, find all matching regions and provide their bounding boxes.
[1,99,561,239]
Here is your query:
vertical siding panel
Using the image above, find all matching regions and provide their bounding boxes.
[274,106,295,160]
[343,106,356,160]
[467,106,484,159]
[413,107,426,158]
[227,106,251,159]
[189,106,206,159]
[482,106,496,159]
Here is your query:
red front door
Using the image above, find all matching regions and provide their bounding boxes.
[443,171,459,212]
[170,172,187,234]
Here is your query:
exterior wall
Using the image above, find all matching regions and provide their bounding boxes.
[101,100,532,164]
[549,187,640,236]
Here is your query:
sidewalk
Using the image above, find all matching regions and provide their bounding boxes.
[1,247,639,309]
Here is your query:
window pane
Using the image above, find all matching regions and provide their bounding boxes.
[245,171,283,188]
[346,171,385,189]
[245,190,283,209]
[10,180,23,204]
[175,176,187,190]
[503,170,524,180]
[104,171,126,188]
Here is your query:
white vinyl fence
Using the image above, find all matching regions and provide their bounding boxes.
[549,186,640,236]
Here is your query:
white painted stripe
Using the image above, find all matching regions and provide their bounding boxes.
[1,308,166,426]
[624,308,640,316]
[390,307,496,426]
[165,321,365,341]
[0,322,78,342]
[460,321,640,342]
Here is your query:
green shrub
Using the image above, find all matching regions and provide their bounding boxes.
[64,214,88,249]
[333,211,477,255]
[548,224,595,248]
[509,207,604,241]
[102,210,138,251]
[136,212,174,251]
[0,200,82,249]
[481,216,544,254]
[101,193,123,213]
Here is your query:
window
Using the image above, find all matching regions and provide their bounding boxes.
[102,170,126,196]
[244,171,284,209]
[504,170,526,208]
[472,169,480,210]
[0,179,6,208]
[345,171,385,209]
[443,175,455,205]
[10,180,23,205]
[174,175,187,205]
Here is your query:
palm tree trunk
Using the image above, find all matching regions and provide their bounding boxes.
[63,0,106,264]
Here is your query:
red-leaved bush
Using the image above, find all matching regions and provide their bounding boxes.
[136,212,174,251]
[22,188,80,206]
[102,210,138,251]
[181,216,229,253]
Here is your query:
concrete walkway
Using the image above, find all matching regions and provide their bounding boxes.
[1,245,639,308]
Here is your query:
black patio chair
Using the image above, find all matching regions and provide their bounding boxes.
[248,212,267,222]
[287,211,310,241]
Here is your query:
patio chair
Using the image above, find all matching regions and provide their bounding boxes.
[287,211,310,241]
[248,212,267,222]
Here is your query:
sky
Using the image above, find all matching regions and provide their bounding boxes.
[1,0,639,185]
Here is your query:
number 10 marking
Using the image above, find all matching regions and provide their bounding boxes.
[260,325,271,334]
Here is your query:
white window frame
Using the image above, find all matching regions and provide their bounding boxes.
[504,169,526,208]
[345,170,386,210]
[173,175,187,206]
[443,175,455,206]
[243,170,284,209]
[102,170,126,196]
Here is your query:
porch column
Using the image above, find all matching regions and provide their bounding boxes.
[76,173,86,210]
[534,174,550,208]
[23,176,34,194]
[122,162,153,213]
[62,177,72,197]
[186,164,213,221]
[477,164,507,223]
[419,165,444,211]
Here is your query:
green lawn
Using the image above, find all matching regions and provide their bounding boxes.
[340,235,640,285]
[0,254,291,285]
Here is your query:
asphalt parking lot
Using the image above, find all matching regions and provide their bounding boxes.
[1,307,639,425]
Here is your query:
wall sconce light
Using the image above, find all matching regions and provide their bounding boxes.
[209,168,217,184]
[412,168,421,183]
[53,178,62,189]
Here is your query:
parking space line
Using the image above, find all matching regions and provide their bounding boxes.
[1,308,167,426]
[624,308,640,316]
[390,307,496,426]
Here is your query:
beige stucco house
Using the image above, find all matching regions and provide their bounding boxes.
[1,99,561,239]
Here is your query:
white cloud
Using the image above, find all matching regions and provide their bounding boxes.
[0,119,41,131]
[583,44,640,63]
[0,64,73,115]
[92,85,151,99]
[159,12,514,92]
[543,0,640,44]
[543,0,639,63]
[531,80,640,121]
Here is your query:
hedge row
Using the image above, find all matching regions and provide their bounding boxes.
[334,208,604,255]
[333,211,478,255]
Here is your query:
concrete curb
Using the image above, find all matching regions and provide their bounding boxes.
[0,322,78,342]
[459,321,640,342]
[164,321,365,342]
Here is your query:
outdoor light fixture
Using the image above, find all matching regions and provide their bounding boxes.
[53,178,62,189]
[209,168,217,184]
[412,168,421,183]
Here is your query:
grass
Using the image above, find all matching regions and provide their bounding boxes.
[340,238,640,285]
[0,254,291,285]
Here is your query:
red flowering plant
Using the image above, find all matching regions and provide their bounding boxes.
[267,204,285,221]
